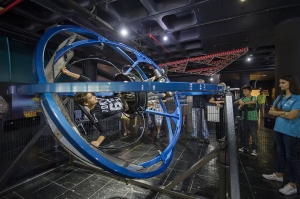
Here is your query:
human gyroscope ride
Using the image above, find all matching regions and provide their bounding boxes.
[10,25,218,178]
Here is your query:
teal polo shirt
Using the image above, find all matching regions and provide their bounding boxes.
[273,94,300,138]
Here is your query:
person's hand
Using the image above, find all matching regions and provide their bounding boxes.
[216,102,222,108]
[238,100,245,106]
[60,66,69,75]
[238,105,243,110]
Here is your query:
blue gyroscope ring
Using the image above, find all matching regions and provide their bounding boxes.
[10,25,219,178]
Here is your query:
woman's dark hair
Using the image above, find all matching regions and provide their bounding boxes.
[274,75,300,109]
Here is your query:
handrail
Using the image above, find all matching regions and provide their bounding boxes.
[225,91,240,199]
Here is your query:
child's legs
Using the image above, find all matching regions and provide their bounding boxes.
[125,118,130,130]
[248,120,258,150]
[122,118,127,131]
[242,120,250,150]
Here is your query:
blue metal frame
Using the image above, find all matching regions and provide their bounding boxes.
[16,25,219,178]
[9,82,218,94]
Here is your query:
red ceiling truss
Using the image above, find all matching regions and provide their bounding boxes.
[157,47,248,76]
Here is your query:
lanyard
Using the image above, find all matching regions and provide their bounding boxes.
[280,96,292,109]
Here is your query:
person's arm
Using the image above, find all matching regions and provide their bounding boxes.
[234,98,243,105]
[235,99,245,105]
[209,97,224,107]
[61,66,91,82]
[277,110,299,120]
[269,106,285,116]
[61,66,80,79]
[243,100,256,105]
[234,100,240,105]
[234,98,245,110]
[276,98,300,119]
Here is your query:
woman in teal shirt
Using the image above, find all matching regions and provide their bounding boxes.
[262,75,300,196]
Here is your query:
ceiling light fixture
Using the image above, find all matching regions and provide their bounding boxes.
[163,36,168,41]
[210,78,213,81]
[121,29,128,36]
[262,75,266,76]
[247,57,251,62]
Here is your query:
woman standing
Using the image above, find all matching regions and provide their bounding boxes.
[262,75,300,196]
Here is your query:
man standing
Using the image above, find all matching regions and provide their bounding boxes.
[257,90,267,117]
[191,79,210,144]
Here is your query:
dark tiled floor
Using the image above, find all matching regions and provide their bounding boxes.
[2,117,300,199]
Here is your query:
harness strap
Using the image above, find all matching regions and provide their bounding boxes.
[76,103,103,133]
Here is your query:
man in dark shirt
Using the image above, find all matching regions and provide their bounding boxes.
[60,66,125,147]
[192,79,210,144]
[209,82,226,141]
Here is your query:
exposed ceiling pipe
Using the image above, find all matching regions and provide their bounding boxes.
[148,33,173,56]
[58,0,114,30]
[0,0,24,16]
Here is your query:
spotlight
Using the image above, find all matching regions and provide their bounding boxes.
[163,36,168,41]
[247,57,251,62]
[121,29,128,36]
[210,78,213,81]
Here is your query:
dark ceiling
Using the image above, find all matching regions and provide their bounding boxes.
[1,0,300,83]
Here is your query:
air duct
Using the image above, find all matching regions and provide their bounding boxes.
[58,0,114,30]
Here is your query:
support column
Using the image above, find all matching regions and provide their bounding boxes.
[239,73,250,95]
[275,17,300,96]
[82,60,97,82]
[239,73,250,87]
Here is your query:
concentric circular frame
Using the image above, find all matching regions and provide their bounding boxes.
[14,25,219,178]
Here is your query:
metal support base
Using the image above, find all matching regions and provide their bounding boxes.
[0,163,69,197]
[0,123,71,197]
[72,160,208,199]
[72,143,227,199]
[0,124,48,189]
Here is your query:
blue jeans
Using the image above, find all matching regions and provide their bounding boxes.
[274,131,299,183]
[242,120,258,150]
[192,108,209,139]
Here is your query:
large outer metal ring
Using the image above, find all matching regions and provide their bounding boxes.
[11,25,218,178]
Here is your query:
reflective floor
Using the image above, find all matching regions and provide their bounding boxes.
[2,117,300,199]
